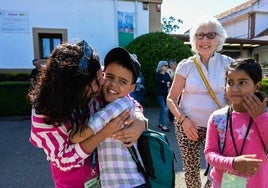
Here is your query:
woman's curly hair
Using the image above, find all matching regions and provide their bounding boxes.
[28,42,101,127]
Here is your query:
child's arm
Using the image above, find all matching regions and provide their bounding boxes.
[204,113,234,171]
[70,96,134,143]
[69,126,94,143]
[88,96,134,134]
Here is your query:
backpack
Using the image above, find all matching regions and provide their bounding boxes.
[128,129,176,188]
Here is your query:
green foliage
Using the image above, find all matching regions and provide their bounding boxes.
[0,81,31,116]
[162,16,183,34]
[0,72,30,82]
[126,32,192,107]
[262,78,268,95]
[262,61,268,68]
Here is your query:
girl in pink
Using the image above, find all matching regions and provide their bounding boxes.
[205,58,268,187]
[28,41,146,188]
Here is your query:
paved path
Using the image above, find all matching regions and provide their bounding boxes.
[0,108,208,188]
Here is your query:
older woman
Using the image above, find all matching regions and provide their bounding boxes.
[167,16,233,188]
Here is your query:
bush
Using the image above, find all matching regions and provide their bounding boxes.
[125,32,193,107]
[0,72,30,82]
[0,81,31,116]
[262,78,268,95]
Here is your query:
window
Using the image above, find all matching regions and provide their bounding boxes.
[39,33,62,59]
[32,28,67,63]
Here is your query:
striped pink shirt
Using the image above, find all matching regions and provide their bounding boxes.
[29,108,99,188]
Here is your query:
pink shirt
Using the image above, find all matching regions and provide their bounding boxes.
[29,108,99,188]
[205,107,268,188]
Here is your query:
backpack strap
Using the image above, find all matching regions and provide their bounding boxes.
[128,146,147,179]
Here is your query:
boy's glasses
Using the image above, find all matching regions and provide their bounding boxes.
[195,32,218,40]
[77,40,94,74]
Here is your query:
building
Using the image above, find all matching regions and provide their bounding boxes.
[173,0,268,66]
[216,0,268,64]
[0,0,162,70]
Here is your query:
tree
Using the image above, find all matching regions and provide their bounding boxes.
[162,16,183,34]
[125,32,192,107]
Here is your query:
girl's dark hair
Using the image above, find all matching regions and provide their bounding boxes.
[226,58,265,101]
[28,42,101,128]
[227,58,262,84]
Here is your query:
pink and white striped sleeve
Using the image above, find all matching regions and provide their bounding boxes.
[29,109,90,171]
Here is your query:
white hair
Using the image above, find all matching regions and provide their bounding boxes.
[156,60,168,72]
[189,16,227,53]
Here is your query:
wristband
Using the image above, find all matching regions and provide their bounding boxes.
[180,116,188,125]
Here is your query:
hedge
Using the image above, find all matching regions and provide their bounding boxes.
[0,72,30,82]
[0,81,31,116]
[125,32,193,107]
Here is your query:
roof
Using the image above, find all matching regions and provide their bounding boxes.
[216,0,259,19]
[171,34,268,49]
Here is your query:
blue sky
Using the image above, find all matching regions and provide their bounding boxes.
[161,0,248,33]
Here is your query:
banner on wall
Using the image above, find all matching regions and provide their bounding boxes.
[117,11,134,47]
[0,10,29,33]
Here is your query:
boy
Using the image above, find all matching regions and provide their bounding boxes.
[71,47,147,188]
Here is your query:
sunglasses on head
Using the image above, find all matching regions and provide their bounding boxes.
[195,32,218,40]
[77,40,94,74]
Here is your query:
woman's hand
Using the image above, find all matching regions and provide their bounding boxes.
[181,117,199,141]
[113,117,145,147]
[232,154,263,176]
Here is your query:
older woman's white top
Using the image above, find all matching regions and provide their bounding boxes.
[176,52,233,127]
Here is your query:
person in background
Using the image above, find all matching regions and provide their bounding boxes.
[70,47,147,188]
[166,16,233,188]
[156,60,171,132]
[205,58,268,188]
[130,54,145,104]
[167,59,178,124]
[29,58,41,88]
[130,71,145,104]
[167,59,177,82]
[28,41,146,188]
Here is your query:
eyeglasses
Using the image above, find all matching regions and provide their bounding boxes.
[195,32,218,40]
[77,40,94,74]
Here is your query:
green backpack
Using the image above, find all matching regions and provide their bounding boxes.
[128,129,176,188]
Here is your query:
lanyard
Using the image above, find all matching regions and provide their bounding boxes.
[90,149,97,175]
[228,107,253,156]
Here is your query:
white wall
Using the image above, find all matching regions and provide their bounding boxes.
[255,12,268,36]
[224,18,248,38]
[0,0,149,68]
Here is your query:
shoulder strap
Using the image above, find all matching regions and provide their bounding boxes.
[193,57,222,109]
[204,106,229,176]
[128,146,147,178]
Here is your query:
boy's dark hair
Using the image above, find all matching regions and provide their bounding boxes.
[104,47,141,84]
